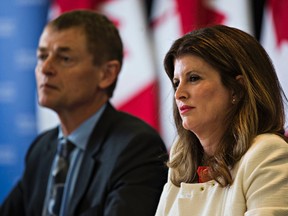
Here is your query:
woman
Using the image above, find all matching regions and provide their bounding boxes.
[156,25,288,215]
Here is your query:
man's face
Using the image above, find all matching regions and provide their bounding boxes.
[35,26,104,115]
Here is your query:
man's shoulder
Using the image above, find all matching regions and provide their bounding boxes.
[33,127,59,144]
[26,127,59,157]
[103,103,159,134]
[113,111,159,136]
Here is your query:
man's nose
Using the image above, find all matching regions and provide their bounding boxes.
[40,57,56,76]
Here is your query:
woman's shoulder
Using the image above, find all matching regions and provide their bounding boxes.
[239,133,288,170]
[249,133,288,153]
[233,133,288,214]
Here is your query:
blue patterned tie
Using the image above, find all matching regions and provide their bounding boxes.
[48,138,74,216]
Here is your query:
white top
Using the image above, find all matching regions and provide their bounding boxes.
[155,133,288,216]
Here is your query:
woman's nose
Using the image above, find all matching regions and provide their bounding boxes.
[174,83,188,100]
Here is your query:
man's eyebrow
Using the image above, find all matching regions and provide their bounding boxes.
[37,47,46,52]
[37,46,72,53]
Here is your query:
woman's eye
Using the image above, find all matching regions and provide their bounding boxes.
[189,75,200,82]
[173,80,179,89]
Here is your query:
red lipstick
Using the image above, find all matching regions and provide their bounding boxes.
[179,105,193,114]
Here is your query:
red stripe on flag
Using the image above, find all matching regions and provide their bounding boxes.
[116,82,160,131]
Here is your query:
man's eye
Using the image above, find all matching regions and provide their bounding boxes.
[61,56,71,62]
[37,54,47,61]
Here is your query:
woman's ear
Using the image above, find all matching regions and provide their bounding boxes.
[235,75,245,86]
[231,75,245,104]
[98,60,121,89]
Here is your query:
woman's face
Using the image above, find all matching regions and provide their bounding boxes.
[173,55,233,137]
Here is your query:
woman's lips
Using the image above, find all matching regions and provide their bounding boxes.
[179,105,194,114]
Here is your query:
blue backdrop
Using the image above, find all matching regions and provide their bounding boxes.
[0,0,50,203]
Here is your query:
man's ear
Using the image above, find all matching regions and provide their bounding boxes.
[98,60,121,89]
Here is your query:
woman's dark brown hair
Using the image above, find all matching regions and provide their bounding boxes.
[164,25,287,187]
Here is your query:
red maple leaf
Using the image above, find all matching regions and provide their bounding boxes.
[176,0,226,34]
[52,0,114,13]
[269,0,288,47]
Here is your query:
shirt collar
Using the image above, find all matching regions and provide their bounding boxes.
[58,103,106,150]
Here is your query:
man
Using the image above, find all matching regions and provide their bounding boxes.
[0,10,168,216]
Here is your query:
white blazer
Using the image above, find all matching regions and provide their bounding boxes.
[156,133,288,216]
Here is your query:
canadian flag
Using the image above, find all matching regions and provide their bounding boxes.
[37,0,255,146]
[151,0,253,148]
[98,1,159,130]
[37,0,160,134]
[261,0,288,136]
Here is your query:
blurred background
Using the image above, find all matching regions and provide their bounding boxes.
[0,0,287,203]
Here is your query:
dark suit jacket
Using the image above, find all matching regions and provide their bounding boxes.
[0,103,168,216]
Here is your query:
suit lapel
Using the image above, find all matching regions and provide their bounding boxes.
[31,128,59,213]
[69,103,118,214]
